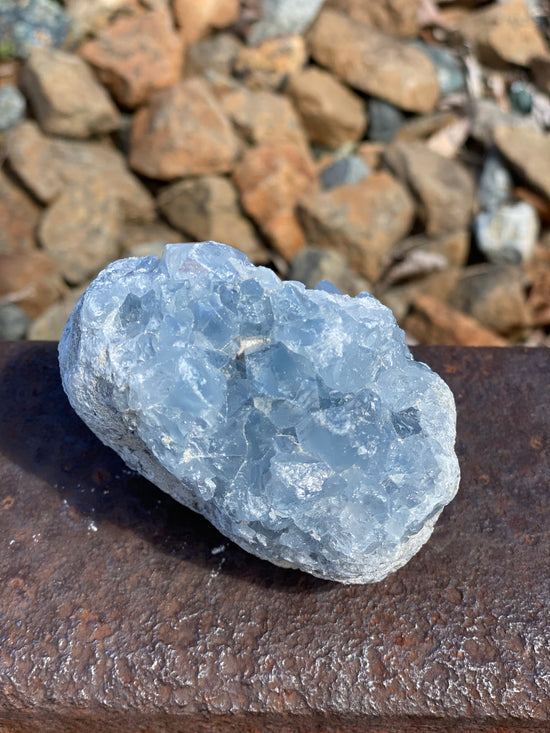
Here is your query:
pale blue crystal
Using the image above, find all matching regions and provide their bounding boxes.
[59,242,460,583]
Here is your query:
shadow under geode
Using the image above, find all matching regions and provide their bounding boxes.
[0,340,333,594]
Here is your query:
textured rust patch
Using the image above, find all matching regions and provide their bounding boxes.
[0,341,549,732]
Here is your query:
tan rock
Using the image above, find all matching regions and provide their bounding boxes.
[384,141,475,237]
[450,264,530,337]
[308,9,439,113]
[39,180,121,286]
[426,117,470,159]
[325,0,421,38]
[220,85,308,150]
[286,66,367,148]
[288,246,371,296]
[5,121,60,203]
[297,171,414,283]
[410,230,470,268]
[531,56,550,95]
[64,0,130,43]
[378,231,470,297]
[233,144,316,260]
[374,230,470,319]
[405,294,507,346]
[526,254,550,327]
[79,6,184,109]
[173,0,239,44]
[185,32,242,78]
[470,98,539,147]
[356,142,385,170]
[120,221,182,256]
[494,126,550,202]
[28,288,85,341]
[233,35,306,91]
[381,268,461,323]
[395,111,460,142]
[130,78,240,180]
[6,120,155,223]
[21,47,120,138]
[0,170,40,254]
[458,0,548,68]
[0,251,66,319]
[157,176,268,264]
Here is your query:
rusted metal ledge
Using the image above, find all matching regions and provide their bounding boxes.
[0,341,549,733]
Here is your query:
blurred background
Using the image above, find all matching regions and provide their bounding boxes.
[0,0,549,346]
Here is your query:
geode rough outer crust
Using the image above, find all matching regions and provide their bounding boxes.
[59,242,460,583]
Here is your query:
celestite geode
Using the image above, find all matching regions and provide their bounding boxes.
[59,241,460,583]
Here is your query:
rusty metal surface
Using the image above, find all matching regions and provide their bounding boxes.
[0,341,549,733]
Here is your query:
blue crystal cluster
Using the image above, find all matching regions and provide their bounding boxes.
[59,242,460,583]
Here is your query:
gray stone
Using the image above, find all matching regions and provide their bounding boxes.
[509,80,533,115]
[320,154,370,190]
[287,246,371,295]
[0,303,30,339]
[470,99,540,147]
[367,97,404,143]
[59,241,460,584]
[475,201,539,265]
[411,41,466,97]
[0,0,70,59]
[248,0,324,43]
[478,151,513,211]
[450,263,530,337]
[0,85,25,131]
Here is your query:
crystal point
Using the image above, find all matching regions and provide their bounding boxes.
[59,242,460,583]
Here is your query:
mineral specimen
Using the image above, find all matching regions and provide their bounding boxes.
[59,241,460,583]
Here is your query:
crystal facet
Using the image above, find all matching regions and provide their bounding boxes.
[59,242,460,583]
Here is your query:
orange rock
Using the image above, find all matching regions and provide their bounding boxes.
[0,251,66,319]
[405,294,507,346]
[262,211,306,261]
[233,144,316,260]
[233,35,306,91]
[286,66,367,148]
[173,0,239,44]
[0,171,40,255]
[308,9,439,113]
[130,78,240,180]
[297,171,414,283]
[458,0,548,67]
[79,6,184,109]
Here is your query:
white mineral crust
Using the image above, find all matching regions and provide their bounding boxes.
[59,241,460,583]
